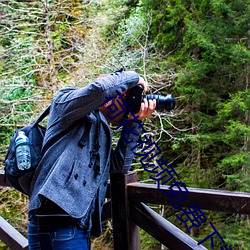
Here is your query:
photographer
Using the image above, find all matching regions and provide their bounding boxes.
[28,70,156,250]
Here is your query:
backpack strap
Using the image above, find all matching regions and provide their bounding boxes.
[34,105,51,126]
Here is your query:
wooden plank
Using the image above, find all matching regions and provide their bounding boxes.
[127,182,250,214]
[0,216,28,250]
[130,202,207,250]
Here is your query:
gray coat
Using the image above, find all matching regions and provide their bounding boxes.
[29,71,141,236]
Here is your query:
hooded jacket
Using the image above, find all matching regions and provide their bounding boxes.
[29,71,141,236]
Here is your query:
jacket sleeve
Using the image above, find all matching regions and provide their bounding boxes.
[110,121,142,173]
[51,71,139,126]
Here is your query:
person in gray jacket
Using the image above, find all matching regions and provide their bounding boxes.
[28,70,156,250]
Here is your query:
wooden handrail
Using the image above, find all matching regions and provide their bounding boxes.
[127,182,250,214]
[0,216,28,250]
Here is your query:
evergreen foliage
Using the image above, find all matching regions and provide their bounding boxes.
[104,0,250,249]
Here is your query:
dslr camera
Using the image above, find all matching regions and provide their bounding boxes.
[128,85,175,114]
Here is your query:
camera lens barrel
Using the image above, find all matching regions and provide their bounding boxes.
[127,85,175,113]
[143,94,175,112]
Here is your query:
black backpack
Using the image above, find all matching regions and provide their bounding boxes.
[4,106,50,195]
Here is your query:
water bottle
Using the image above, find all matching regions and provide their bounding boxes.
[15,131,31,170]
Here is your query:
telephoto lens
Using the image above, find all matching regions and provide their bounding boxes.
[128,85,176,113]
[143,94,175,112]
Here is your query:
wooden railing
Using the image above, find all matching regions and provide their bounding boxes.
[1,170,250,250]
[0,170,29,250]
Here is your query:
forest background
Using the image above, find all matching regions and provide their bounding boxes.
[0,0,249,249]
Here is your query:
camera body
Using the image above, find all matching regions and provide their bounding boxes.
[128,85,175,114]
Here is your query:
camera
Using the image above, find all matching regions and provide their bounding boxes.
[128,85,175,114]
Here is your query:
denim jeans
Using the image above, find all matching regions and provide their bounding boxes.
[28,222,90,250]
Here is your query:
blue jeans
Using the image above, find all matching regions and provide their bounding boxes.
[28,222,90,250]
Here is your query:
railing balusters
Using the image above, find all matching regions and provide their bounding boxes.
[130,202,207,250]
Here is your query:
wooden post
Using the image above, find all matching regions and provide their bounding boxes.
[110,171,140,250]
